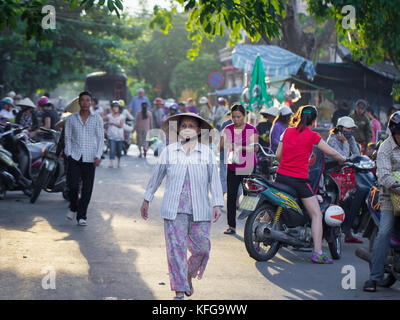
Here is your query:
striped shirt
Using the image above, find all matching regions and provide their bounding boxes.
[64,111,104,163]
[143,141,224,221]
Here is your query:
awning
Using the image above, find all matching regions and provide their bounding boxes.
[232,44,316,80]
[214,86,243,96]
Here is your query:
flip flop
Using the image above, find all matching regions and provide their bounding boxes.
[185,284,194,297]
[363,280,376,292]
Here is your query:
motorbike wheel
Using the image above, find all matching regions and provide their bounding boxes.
[328,227,342,260]
[30,167,50,203]
[0,180,6,200]
[244,204,281,262]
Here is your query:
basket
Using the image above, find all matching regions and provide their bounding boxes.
[391,171,400,216]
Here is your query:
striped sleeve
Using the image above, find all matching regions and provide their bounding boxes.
[143,148,168,202]
[208,149,224,207]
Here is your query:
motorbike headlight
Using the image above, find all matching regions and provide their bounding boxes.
[356,161,375,170]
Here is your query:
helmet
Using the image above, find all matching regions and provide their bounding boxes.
[38,96,49,107]
[2,97,14,106]
[154,97,163,105]
[199,96,208,104]
[279,106,293,116]
[170,103,179,110]
[111,100,121,107]
[337,116,357,129]
[217,97,226,104]
[260,106,279,117]
[118,99,125,107]
[324,205,345,227]
[388,111,400,136]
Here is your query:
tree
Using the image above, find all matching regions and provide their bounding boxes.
[169,53,222,98]
[131,14,227,99]
[0,0,124,40]
[307,0,400,98]
[0,1,140,95]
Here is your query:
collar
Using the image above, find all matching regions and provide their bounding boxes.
[175,140,202,153]
[388,135,400,151]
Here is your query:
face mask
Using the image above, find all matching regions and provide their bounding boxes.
[343,131,353,140]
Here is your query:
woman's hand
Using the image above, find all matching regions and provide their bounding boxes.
[338,132,348,143]
[212,206,222,223]
[141,200,150,220]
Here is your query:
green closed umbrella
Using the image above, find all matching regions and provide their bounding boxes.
[248,55,273,111]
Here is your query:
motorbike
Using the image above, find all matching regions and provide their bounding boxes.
[355,185,400,288]
[326,155,376,236]
[238,144,345,262]
[30,127,67,203]
[0,123,34,198]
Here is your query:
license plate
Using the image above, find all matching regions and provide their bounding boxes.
[239,196,260,211]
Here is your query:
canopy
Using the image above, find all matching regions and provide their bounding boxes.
[232,44,316,80]
[214,86,243,96]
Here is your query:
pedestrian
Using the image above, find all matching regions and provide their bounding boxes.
[152,97,165,129]
[178,102,187,114]
[366,106,382,144]
[0,97,17,122]
[105,101,125,168]
[134,101,153,158]
[140,112,224,300]
[363,111,400,292]
[186,98,198,114]
[90,97,104,117]
[198,96,213,124]
[36,96,49,127]
[275,105,346,263]
[41,100,60,130]
[257,106,279,150]
[64,91,104,226]
[128,88,151,117]
[15,98,39,139]
[220,104,259,235]
[327,116,365,244]
[331,101,350,127]
[269,106,293,153]
[349,99,372,154]
[212,97,229,131]
[219,113,232,196]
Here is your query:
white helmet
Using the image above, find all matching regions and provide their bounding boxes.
[324,205,345,227]
[199,96,208,104]
[279,106,293,116]
[337,116,357,128]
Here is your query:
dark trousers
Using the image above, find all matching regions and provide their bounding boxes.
[342,185,370,233]
[226,169,246,229]
[67,157,96,221]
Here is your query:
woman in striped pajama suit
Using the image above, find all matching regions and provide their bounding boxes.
[141,113,224,300]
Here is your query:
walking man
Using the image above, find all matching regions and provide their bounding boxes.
[64,91,104,226]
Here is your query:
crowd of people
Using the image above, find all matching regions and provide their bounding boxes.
[2,87,400,299]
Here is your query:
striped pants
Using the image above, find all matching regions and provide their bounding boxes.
[164,213,211,292]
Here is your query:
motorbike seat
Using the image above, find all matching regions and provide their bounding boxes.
[265,180,298,198]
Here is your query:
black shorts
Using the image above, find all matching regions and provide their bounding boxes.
[275,173,315,199]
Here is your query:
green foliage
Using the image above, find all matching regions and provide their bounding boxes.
[169,53,222,98]
[131,14,228,99]
[151,0,286,59]
[307,0,400,97]
[0,0,124,40]
[0,1,140,95]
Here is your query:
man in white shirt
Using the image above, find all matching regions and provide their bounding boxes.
[64,91,104,226]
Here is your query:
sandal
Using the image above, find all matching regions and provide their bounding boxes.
[223,228,236,235]
[185,281,194,297]
[311,251,333,264]
[173,293,185,300]
[363,280,377,292]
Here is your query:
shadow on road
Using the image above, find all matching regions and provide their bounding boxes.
[0,164,155,299]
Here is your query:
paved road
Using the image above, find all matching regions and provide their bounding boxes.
[0,146,399,300]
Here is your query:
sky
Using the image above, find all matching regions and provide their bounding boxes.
[123,0,180,16]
